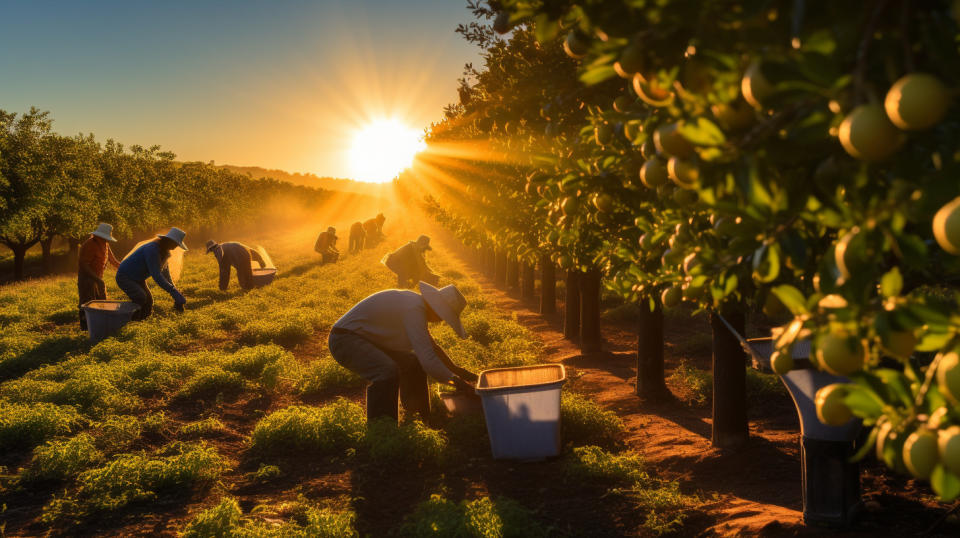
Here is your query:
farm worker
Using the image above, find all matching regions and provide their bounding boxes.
[77,223,121,330]
[314,226,339,264]
[348,221,365,253]
[115,227,188,320]
[205,240,266,291]
[329,282,478,422]
[383,235,439,288]
[362,213,386,245]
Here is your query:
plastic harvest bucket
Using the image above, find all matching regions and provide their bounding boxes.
[81,300,140,344]
[251,268,277,287]
[476,364,566,460]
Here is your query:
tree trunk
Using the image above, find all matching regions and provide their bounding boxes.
[636,302,668,401]
[10,244,29,281]
[579,270,602,353]
[711,306,749,449]
[494,249,507,286]
[521,261,536,299]
[506,256,519,290]
[540,254,556,316]
[40,236,54,274]
[563,270,580,341]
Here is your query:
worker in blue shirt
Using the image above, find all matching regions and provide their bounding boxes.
[116,228,188,320]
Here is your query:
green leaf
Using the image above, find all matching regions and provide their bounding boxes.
[579,64,617,86]
[880,267,903,298]
[843,387,884,420]
[771,284,809,316]
[677,118,726,147]
[931,465,960,502]
[532,14,559,44]
[850,425,879,462]
[752,244,781,283]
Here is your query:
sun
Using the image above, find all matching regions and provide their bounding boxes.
[348,119,425,183]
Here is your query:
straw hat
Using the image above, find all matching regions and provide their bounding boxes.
[419,282,466,338]
[205,240,219,254]
[91,223,117,242]
[157,227,188,250]
[416,235,432,251]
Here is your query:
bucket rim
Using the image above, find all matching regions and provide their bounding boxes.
[475,364,566,393]
[81,300,140,314]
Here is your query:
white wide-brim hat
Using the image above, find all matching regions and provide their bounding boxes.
[157,227,188,250]
[91,222,117,242]
[419,281,467,338]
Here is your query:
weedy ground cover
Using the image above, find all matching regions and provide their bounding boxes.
[0,221,696,535]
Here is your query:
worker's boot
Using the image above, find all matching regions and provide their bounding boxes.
[398,362,431,423]
[366,377,400,423]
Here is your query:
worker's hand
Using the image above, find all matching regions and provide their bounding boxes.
[452,375,477,395]
[173,300,185,313]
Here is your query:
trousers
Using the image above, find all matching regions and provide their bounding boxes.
[116,273,153,321]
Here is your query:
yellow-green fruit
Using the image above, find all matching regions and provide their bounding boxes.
[682,253,701,275]
[594,193,614,213]
[640,140,656,160]
[838,104,903,162]
[770,350,794,375]
[939,426,960,475]
[614,43,644,77]
[884,73,950,130]
[595,123,613,146]
[613,95,634,114]
[881,330,917,360]
[661,285,682,308]
[937,351,960,405]
[563,31,589,59]
[561,196,579,215]
[640,158,669,189]
[903,429,940,480]
[933,196,960,255]
[816,332,866,376]
[653,123,694,159]
[815,383,853,426]
[741,60,773,109]
[633,76,675,107]
[834,230,858,281]
[667,158,699,189]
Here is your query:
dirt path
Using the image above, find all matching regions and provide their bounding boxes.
[434,234,959,537]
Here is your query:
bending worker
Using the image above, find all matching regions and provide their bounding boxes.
[329,282,478,423]
[77,223,121,330]
[116,227,188,319]
[383,235,439,288]
[314,226,339,264]
[348,221,365,254]
[205,240,266,291]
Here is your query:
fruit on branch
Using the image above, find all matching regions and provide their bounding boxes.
[594,193,614,213]
[816,332,866,376]
[838,104,903,161]
[884,73,950,130]
[633,74,675,107]
[741,60,773,109]
[939,426,960,474]
[561,196,579,215]
[933,196,960,255]
[613,95,634,113]
[770,350,794,375]
[613,42,644,78]
[639,158,669,188]
[711,100,755,131]
[903,429,940,480]
[880,330,917,361]
[938,351,960,405]
[815,383,853,426]
[564,31,589,59]
[667,158,699,189]
[595,123,614,145]
[653,123,694,159]
[661,285,682,308]
[493,11,512,34]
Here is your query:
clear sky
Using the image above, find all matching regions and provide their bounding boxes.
[0,0,482,180]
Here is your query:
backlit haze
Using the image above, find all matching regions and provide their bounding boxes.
[0,1,481,183]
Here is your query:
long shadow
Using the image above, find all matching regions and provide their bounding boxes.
[0,334,91,381]
[278,260,322,279]
[350,462,441,536]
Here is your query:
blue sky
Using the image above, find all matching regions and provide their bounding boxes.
[0,0,482,178]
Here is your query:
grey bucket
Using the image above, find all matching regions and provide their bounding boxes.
[476,364,566,460]
[81,300,140,344]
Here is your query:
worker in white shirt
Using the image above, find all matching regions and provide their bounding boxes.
[328,282,478,422]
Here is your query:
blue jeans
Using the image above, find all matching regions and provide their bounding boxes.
[328,330,430,422]
[116,272,152,320]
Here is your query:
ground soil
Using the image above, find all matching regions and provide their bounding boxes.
[440,241,960,537]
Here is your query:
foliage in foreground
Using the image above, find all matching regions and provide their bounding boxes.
[561,392,625,448]
[396,494,546,538]
[182,496,358,538]
[249,399,366,456]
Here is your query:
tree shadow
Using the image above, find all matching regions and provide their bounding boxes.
[0,334,91,381]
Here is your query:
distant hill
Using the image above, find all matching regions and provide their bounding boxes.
[218,165,388,195]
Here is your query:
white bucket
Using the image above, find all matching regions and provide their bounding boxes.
[476,364,566,460]
[81,300,139,343]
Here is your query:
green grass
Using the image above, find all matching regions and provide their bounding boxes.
[362,418,448,467]
[179,417,227,437]
[564,445,645,484]
[669,360,787,407]
[561,392,625,449]
[182,496,358,537]
[0,401,82,451]
[397,494,546,538]
[20,433,103,482]
[249,399,366,456]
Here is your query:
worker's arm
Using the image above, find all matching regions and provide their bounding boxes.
[147,246,185,303]
[403,314,457,383]
[430,336,478,383]
[106,244,121,269]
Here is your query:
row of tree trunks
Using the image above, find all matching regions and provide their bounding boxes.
[539,253,556,316]
[520,262,535,299]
